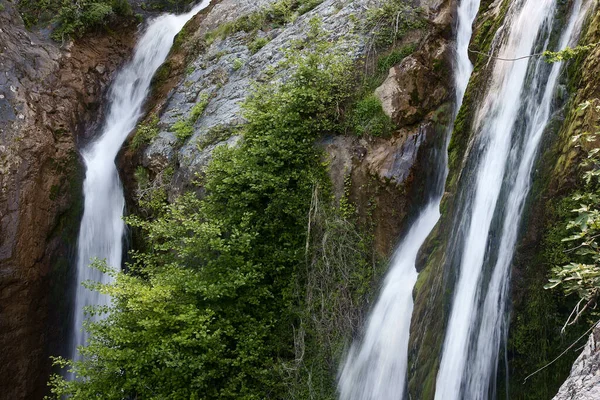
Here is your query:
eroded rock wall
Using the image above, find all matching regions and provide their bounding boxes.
[0,3,136,397]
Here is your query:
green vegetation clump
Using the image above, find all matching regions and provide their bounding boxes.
[350,95,394,137]
[47,25,365,399]
[204,0,324,45]
[377,44,416,73]
[248,37,270,54]
[170,93,211,143]
[364,0,426,49]
[171,118,194,141]
[232,58,244,71]
[196,124,237,151]
[546,101,600,325]
[130,115,159,150]
[18,0,132,41]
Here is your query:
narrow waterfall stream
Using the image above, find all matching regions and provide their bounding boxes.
[69,0,211,368]
[337,0,480,398]
[435,0,593,399]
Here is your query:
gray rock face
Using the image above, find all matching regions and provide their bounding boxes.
[553,324,600,400]
[144,0,379,193]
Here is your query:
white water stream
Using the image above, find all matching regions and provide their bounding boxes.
[337,0,480,398]
[435,0,592,399]
[69,0,211,367]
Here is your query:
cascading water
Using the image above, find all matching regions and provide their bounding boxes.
[69,0,211,369]
[435,0,593,399]
[337,0,480,398]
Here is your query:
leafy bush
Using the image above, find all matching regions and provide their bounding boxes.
[171,119,193,141]
[364,0,426,49]
[546,101,600,327]
[350,94,394,137]
[204,0,324,45]
[170,93,210,143]
[196,124,237,151]
[233,58,244,71]
[47,26,354,399]
[248,36,269,54]
[130,115,159,150]
[377,44,416,73]
[18,0,131,40]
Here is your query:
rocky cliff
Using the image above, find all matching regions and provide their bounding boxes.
[0,2,136,397]
[122,0,457,256]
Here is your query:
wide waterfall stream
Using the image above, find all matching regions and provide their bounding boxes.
[339,0,592,399]
[435,0,591,398]
[69,0,211,368]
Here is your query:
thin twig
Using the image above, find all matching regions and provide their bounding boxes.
[523,319,600,383]
[468,48,544,62]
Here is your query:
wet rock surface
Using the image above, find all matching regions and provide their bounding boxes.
[0,3,136,398]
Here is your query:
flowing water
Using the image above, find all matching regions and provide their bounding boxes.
[337,0,480,398]
[435,0,593,399]
[69,0,211,368]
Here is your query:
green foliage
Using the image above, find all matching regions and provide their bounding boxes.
[196,124,237,151]
[189,93,210,122]
[350,95,394,137]
[19,0,132,40]
[233,58,244,71]
[248,37,270,54]
[377,44,416,73]
[544,43,597,63]
[130,115,159,150]
[204,0,324,45]
[546,102,600,323]
[171,93,210,143]
[48,27,355,399]
[172,119,194,141]
[364,0,426,49]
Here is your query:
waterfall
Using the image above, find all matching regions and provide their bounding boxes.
[337,1,480,398]
[435,0,593,399]
[69,0,211,370]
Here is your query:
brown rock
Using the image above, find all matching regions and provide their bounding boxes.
[0,4,136,398]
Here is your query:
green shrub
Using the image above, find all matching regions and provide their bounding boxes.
[189,93,210,122]
[248,37,269,54]
[377,44,416,73]
[204,0,324,45]
[18,0,132,40]
[232,58,244,71]
[130,115,159,150]
[196,124,237,151]
[350,95,394,137]
[171,119,193,141]
[364,1,426,49]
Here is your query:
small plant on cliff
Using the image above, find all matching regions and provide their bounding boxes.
[130,115,159,150]
[19,0,132,40]
[350,94,394,137]
[364,1,426,49]
[546,101,600,328]
[204,0,324,45]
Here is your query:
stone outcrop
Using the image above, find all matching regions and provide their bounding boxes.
[125,0,455,255]
[0,3,136,398]
[553,324,600,400]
